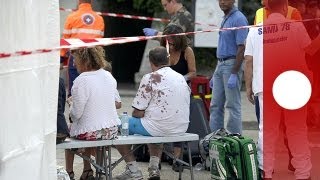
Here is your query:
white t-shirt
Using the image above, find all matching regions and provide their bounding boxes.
[132,67,191,136]
[245,24,263,95]
[115,89,121,103]
[70,69,121,136]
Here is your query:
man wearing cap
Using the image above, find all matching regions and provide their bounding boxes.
[209,0,248,134]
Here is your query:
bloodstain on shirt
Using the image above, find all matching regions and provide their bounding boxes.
[157,91,165,98]
[150,73,162,84]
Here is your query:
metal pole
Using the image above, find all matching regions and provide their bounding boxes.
[187,142,194,180]
[108,146,112,180]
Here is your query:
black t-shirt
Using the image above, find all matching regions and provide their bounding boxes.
[170,51,188,76]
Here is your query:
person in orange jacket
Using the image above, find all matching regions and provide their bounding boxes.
[61,0,105,180]
[254,0,302,25]
[60,0,104,97]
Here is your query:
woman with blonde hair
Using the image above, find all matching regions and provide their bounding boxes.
[65,46,120,180]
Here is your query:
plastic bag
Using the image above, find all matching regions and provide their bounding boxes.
[57,166,70,180]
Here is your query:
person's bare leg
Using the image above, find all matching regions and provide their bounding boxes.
[115,145,135,162]
[65,149,75,179]
[148,143,163,167]
[115,145,141,176]
[148,143,163,158]
[172,145,184,172]
[65,149,75,173]
[83,148,93,170]
[147,143,163,179]
[80,148,94,179]
[174,147,182,159]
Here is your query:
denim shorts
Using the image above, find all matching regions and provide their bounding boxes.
[129,117,151,136]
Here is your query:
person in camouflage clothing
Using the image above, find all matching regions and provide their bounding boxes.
[143,0,194,45]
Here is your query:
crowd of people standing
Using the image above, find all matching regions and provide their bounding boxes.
[56,0,320,179]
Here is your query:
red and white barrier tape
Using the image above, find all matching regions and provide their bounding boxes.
[60,8,170,23]
[59,7,217,27]
[2,17,320,59]
[0,24,260,59]
[0,49,56,59]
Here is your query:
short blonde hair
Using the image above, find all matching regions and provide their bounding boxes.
[72,46,106,71]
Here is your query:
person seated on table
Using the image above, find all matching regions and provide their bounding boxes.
[160,23,196,171]
[114,46,191,180]
[65,46,120,180]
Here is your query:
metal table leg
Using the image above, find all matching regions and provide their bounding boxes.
[95,147,101,180]
[95,147,100,180]
[108,146,112,180]
[187,142,194,180]
[178,143,184,180]
[100,146,105,180]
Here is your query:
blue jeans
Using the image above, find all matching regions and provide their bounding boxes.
[68,56,79,97]
[209,59,242,134]
[255,96,260,124]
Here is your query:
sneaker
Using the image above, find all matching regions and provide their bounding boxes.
[148,166,160,180]
[113,165,143,180]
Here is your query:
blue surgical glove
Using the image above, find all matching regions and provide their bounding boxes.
[143,28,158,36]
[227,74,238,89]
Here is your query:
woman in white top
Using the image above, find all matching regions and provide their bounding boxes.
[65,46,120,180]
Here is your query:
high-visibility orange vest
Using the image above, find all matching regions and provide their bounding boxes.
[61,3,105,57]
[254,6,302,25]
